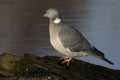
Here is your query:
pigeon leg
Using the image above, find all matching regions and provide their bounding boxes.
[60,56,72,66]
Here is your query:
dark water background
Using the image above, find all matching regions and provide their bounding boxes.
[0,0,120,69]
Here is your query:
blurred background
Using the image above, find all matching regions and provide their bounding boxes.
[0,0,120,69]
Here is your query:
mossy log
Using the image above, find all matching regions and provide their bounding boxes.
[0,53,119,80]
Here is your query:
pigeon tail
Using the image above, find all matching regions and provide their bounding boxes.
[91,47,114,65]
[92,54,114,65]
[102,57,114,65]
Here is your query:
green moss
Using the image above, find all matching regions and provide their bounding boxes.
[0,53,119,80]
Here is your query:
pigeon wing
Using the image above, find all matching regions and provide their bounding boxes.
[58,23,91,52]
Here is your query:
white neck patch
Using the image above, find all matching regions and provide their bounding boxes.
[54,18,61,24]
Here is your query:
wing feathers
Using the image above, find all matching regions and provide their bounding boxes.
[58,23,90,52]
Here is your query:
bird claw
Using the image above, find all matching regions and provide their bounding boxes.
[59,56,72,66]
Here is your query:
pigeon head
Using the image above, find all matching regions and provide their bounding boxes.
[43,8,60,20]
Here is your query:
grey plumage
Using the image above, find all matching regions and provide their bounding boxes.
[58,23,91,52]
[44,8,114,65]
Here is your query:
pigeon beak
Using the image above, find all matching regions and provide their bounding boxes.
[43,13,48,17]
